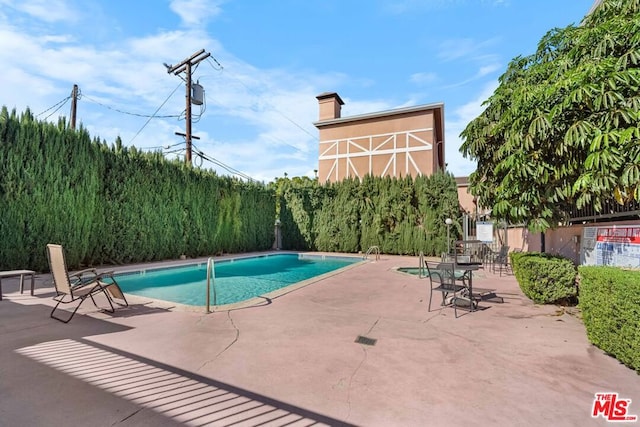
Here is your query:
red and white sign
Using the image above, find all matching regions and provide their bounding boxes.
[596,227,640,244]
[581,225,640,267]
[592,392,637,422]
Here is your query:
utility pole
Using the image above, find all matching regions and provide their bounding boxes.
[70,84,79,130]
[165,49,210,166]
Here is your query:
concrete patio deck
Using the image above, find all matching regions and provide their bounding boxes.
[1,253,638,426]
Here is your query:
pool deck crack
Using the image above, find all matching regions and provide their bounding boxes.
[346,317,379,421]
[345,345,368,421]
[364,317,380,336]
[196,311,240,372]
[216,311,240,358]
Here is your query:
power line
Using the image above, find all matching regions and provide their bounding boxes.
[192,142,255,181]
[201,62,309,154]
[207,59,319,142]
[206,56,223,71]
[43,98,70,121]
[140,142,184,151]
[82,93,182,118]
[36,96,71,119]
[128,82,184,144]
[198,152,254,181]
[164,147,186,155]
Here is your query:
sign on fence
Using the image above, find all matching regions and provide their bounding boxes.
[581,225,640,267]
[476,222,494,243]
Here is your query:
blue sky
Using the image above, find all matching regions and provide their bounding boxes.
[1,0,595,182]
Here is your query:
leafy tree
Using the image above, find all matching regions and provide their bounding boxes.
[460,0,640,232]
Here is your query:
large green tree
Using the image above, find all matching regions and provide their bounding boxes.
[460,0,640,232]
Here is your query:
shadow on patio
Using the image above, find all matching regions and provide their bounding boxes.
[2,300,354,426]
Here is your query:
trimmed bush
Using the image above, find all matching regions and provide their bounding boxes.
[511,251,577,304]
[578,266,640,373]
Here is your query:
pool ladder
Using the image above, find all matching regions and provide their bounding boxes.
[418,251,425,278]
[206,257,216,313]
[364,245,380,261]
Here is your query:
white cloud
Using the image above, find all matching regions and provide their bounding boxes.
[478,63,502,77]
[169,0,225,27]
[0,0,78,23]
[40,34,75,43]
[1,0,509,183]
[437,37,500,62]
[382,0,466,14]
[441,61,502,90]
[0,5,328,181]
[341,98,394,117]
[385,0,510,14]
[487,0,510,6]
[444,81,498,177]
[410,72,438,85]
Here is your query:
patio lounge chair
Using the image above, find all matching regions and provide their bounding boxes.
[46,244,128,323]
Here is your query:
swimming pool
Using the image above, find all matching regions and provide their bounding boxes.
[111,253,362,307]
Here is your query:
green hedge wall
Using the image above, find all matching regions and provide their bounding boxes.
[578,266,640,373]
[510,251,577,304]
[1,105,463,270]
[278,172,461,256]
[0,107,274,271]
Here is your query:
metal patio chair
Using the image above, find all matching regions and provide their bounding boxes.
[425,261,467,318]
[491,245,511,276]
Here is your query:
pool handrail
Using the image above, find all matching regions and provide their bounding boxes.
[364,246,380,261]
[206,257,216,313]
[418,251,425,278]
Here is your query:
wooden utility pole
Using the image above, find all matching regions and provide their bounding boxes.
[70,84,79,130]
[165,49,210,165]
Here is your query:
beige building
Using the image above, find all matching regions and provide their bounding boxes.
[313,92,445,183]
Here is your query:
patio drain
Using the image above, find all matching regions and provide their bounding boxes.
[355,335,377,346]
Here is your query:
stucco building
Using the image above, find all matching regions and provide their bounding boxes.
[313,92,445,183]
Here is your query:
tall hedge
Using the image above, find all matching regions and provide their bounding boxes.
[579,266,640,373]
[278,172,461,256]
[0,107,274,271]
[1,105,463,270]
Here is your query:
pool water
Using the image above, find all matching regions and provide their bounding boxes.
[112,254,360,306]
[397,267,423,276]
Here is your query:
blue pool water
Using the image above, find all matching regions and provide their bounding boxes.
[112,254,360,306]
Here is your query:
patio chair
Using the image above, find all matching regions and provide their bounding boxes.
[425,261,467,318]
[46,244,128,323]
[491,245,511,276]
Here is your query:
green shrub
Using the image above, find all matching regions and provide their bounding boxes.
[511,252,577,304]
[578,266,640,373]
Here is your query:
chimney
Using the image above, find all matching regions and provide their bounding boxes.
[316,92,344,121]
